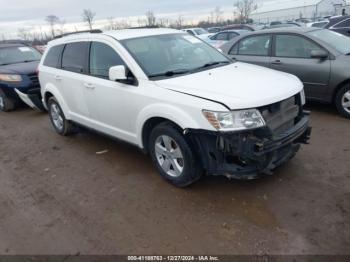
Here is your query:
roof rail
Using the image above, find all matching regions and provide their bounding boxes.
[54,29,102,39]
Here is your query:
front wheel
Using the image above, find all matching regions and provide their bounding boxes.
[335,84,350,119]
[47,97,77,136]
[149,122,203,187]
[0,89,15,112]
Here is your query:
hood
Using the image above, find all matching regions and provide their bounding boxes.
[156,62,303,110]
[0,61,39,75]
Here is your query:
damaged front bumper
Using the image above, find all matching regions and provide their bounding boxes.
[185,114,311,179]
[15,87,45,111]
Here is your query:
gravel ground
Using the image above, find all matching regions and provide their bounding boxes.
[0,103,349,255]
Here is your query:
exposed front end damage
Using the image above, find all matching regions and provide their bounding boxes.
[185,95,312,179]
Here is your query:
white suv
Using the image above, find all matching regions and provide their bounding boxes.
[39,29,311,187]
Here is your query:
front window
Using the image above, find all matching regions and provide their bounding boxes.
[308,29,350,54]
[0,46,42,66]
[238,35,271,56]
[121,33,231,79]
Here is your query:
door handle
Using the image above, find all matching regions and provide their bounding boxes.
[84,83,95,90]
[54,75,62,81]
[271,60,282,65]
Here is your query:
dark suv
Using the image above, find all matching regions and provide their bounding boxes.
[0,43,44,112]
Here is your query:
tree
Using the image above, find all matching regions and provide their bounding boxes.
[175,15,184,29]
[45,15,59,38]
[82,9,96,30]
[214,6,224,24]
[17,28,30,40]
[145,10,156,27]
[234,0,258,23]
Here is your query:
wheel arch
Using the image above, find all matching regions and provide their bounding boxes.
[332,79,350,104]
[136,104,202,152]
[42,84,71,119]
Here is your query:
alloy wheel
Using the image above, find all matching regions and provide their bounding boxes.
[342,90,350,114]
[50,103,64,131]
[155,135,184,178]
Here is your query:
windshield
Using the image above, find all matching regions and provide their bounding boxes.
[0,46,42,66]
[121,33,231,78]
[308,29,350,54]
[194,28,208,35]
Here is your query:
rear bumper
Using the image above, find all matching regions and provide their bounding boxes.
[185,114,311,179]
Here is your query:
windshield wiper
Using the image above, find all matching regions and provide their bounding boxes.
[193,61,231,71]
[149,69,190,78]
[23,60,39,63]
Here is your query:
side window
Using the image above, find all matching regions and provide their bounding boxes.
[216,33,228,41]
[334,18,350,28]
[43,45,64,68]
[187,30,195,36]
[275,35,324,58]
[229,43,238,55]
[238,35,271,56]
[228,32,239,40]
[89,42,125,79]
[61,42,89,73]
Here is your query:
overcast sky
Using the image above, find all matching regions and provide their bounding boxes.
[0,0,267,37]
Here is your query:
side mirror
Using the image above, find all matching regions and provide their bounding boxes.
[310,50,328,60]
[109,65,127,81]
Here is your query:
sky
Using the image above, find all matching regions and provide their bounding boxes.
[0,0,279,38]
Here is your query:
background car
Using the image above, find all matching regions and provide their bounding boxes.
[221,28,350,118]
[182,27,212,40]
[0,43,44,112]
[222,24,256,31]
[205,30,247,49]
[307,21,329,28]
[325,15,350,37]
[207,27,222,33]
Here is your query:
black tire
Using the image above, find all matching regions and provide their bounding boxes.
[47,97,77,136]
[149,122,203,187]
[0,88,16,112]
[335,84,350,119]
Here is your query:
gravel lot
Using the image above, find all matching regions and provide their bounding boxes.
[0,103,349,255]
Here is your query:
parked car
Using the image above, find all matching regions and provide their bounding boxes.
[222,24,256,31]
[263,23,302,29]
[205,30,246,48]
[307,21,329,28]
[0,43,44,112]
[325,15,350,37]
[221,28,350,118]
[39,29,311,187]
[182,28,212,40]
[207,27,222,33]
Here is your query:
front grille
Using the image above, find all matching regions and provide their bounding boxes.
[260,95,301,135]
[28,73,39,86]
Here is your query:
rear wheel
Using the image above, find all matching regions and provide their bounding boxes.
[335,84,350,119]
[47,97,77,136]
[0,89,15,112]
[149,122,203,187]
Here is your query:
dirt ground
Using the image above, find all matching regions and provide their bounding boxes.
[0,103,349,255]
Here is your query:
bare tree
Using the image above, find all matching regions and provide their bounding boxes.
[234,0,258,23]
[82,9,96,30]
[106,17,118,30]
[57,19,66,35]
[175,15,184,29]
[214,6,224,24]
[145,10,157,27]
[45,15,59,38]
[17,28,30,40]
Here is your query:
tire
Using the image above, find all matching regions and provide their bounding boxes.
[0,88,16,112]
[149,122,203,187]
[335,84,350,119]
[47,97,77,136]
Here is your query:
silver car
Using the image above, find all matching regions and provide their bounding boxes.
[221,28,350,118]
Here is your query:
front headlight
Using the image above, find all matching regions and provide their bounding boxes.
[0,74,22,82]
[203,109,266,131]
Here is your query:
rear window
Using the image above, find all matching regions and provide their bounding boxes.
[61,42,89,73]
[43,45,64,68]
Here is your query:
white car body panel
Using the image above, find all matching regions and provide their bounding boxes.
[39,29,304,150]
